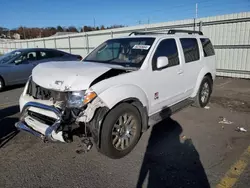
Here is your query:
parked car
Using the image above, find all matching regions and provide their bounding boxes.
[0,48,82,91]
[16,30,216,159]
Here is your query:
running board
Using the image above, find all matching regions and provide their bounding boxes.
[148,99,194,126]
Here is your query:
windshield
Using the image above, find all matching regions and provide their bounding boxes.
[84,37,155,68]
[0,50,22,64]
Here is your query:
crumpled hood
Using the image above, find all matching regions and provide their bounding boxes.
[32,61,114,91]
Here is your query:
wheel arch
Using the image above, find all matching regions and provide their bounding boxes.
[191,68,214,98]
[98,84,149,111]
[89,97,148,150]
[113,97,149,132]
[0,75,6,87]
[90,87,150,149]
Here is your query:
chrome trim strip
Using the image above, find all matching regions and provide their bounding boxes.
[15,102,65,142]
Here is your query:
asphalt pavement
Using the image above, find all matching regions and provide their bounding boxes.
[0,77,249,188]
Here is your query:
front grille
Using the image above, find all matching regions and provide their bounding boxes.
[28,110,56,126]
[27,79,67,101]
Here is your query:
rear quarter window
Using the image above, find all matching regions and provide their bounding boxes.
[200,38,215,57]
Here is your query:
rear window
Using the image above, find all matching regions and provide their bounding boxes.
[200,38,215,57]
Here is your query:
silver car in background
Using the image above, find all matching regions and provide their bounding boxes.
[0,48,82,91]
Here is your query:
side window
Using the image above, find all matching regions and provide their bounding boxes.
[14,51,37,64]
[180,38,200,63]
[27,52,37,61]
[40,52,47,59]
[39,51,60,60]
[200,38,215,57]
[152,39,179,70]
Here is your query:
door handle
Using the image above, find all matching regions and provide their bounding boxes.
[177,70,184,75]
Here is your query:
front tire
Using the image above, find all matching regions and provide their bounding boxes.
[193,76,212,108]
[100,103,142,159]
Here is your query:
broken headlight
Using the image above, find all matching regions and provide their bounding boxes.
[67,90,97,108]
[67,91,85,108]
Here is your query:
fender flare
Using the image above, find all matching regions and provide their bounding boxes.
[98,84,149,111]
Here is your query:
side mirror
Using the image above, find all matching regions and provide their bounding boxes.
[156,56,169,69]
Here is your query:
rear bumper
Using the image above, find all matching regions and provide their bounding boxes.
[15,101,66,142]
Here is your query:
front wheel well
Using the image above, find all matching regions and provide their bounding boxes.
[0,75,5,83]
[112,98,149,132]
[88,97,148,149]
[0,75,5,88]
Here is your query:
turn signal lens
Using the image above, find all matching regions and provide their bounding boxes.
[83,91,97,104]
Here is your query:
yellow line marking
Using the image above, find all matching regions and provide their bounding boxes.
[216,145,250,188]
[0,101,19,109]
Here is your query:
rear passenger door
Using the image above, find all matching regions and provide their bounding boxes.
[148,38,186,114]
[179,38,203,96]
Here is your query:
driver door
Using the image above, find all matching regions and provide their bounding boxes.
[11,51,38,84]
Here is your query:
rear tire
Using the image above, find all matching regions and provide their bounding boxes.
[193,76,212,108]
[0,77,5,92]
[100,103,142,159]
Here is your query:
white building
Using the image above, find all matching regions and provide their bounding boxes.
[13,33,20,39]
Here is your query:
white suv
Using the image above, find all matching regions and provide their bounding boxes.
[16,29,216,159]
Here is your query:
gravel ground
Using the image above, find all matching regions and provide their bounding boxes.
[0,77,249,188]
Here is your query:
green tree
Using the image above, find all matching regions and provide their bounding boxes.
[100,25,105,30]
[57,26,64,32]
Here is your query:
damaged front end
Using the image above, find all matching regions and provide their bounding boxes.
[15,78,109,150]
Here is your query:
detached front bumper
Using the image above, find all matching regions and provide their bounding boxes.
[15,101,66,143]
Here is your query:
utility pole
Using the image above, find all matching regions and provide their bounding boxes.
[93,18,96,28]
[194,3,198,31]
[147,18,150,24]
[196,3,198,19]
[23,27,26,39]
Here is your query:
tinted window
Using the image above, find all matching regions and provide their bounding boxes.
[152,39,179,70]
[200,38,215,57]
[14,51,37,64]
[26,52,37,61]
[39,51,63,60]
[180,38,200,63]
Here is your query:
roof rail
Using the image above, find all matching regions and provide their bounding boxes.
[167,29,203,35]
[128,29,203,36]
[128,31,167,36]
